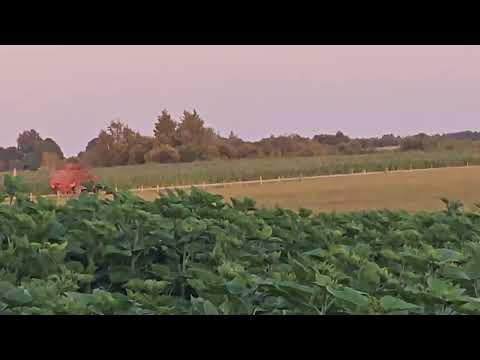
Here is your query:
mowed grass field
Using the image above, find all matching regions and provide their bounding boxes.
[1,149,480,195]
[136,166,480,212]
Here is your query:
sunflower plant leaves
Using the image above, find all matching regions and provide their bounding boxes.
[1,183,480,314]
[327,286,370,307]
[380,296,419,312]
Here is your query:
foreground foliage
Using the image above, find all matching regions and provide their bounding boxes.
[1,186,480,314]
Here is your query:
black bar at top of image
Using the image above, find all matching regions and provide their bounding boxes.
[0,5,479,45]
[1,30,480,45]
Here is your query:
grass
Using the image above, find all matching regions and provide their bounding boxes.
[1,149,480,195]
[134,166,480,212]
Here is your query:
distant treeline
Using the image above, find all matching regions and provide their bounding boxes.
[2,110,480,171]
[0,130,64,172]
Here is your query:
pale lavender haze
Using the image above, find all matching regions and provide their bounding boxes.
[1,45,480,156]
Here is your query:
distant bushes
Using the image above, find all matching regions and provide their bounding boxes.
[145,145,181,163]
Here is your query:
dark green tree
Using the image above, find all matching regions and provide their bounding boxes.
[154,110,177,146]
[177,110,206,146]
[41,138,65,159]
[17,129,42,154]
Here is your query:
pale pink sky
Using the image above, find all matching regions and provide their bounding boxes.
[1,45,480,156]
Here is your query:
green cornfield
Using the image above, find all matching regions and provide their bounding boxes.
[1,150,480,195]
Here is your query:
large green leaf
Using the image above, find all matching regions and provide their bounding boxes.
[302,248,327,258]
[314,274,333,287]
[433,249,464,264]
[0,281,15,295]
[327,286,369,307]
[463,256,480,280]
[2,288,33,306]
[225,277,249,296]
[109,270,135,284]
[65,292,95,306]
[203,300,219,315]
[191,297,220,315]
[440,265,471,281]
[274,281,315,296]
[103,245,132,257]
[426,277,467,301]
[380,296,418,312]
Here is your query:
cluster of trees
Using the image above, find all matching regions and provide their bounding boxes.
[78,111,221,167]
[78,110,338,168]
[76,110,480,168]
[2,110,478,172]
[0,130,64,172]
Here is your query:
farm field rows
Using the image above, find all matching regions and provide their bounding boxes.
[1,186,480,314]
[1,150,479,195]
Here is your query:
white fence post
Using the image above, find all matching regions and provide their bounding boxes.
[260,176,263,185]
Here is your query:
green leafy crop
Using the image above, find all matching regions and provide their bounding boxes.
[3,175,30,205]
[1,177,480,314]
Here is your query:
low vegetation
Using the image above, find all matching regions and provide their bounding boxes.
[1,177,480,314]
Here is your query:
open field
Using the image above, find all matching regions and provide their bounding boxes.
[1,150,480,195]
[133,166,480,212]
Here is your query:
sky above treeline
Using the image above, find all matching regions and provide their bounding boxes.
[1,45,480,156]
